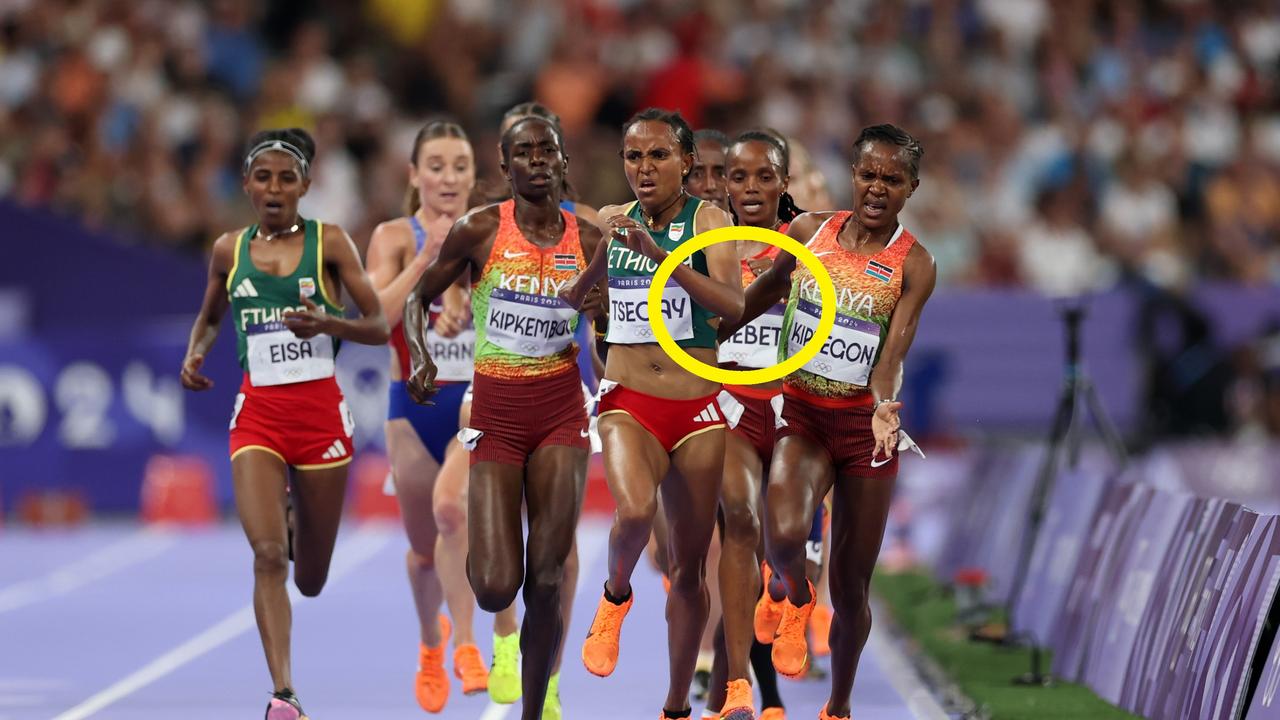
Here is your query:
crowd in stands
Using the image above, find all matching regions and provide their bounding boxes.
[2,0,1279,292]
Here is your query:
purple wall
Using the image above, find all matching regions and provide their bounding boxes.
[3,201,1280,512]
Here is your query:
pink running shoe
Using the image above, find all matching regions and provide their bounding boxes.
[266,689,308,719]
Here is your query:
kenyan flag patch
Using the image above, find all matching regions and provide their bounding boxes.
[865,259,894,283]
[554,253,578,271]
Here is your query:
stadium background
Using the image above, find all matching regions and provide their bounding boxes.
[4,1,1280,719]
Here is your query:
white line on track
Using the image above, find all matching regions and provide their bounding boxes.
[0,529,176,614]
[475,523,611,720]
[866,599,951,720]
[49,528,393,720]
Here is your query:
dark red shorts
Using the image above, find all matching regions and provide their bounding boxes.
[598,383,726,453]
[775,385,897,480]
[725,384,779,465]
[229,374,354,469]
[467,366,590,466]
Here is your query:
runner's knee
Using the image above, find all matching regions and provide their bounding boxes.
[251,541,289,580]
[522,561,564,607]
[615,497,657,542]
[767,508,812,556]
[408,546,435,572]
[831,575,869,618]
[668,555,707,595]
[294,567,329,597]
[721,501,761,548]
[470,561,521,612]
[433,498,466,536]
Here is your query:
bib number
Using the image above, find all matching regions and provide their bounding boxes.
[606,276,693,344]
[485,288,576,357]
[786,299,880,385]
[246,322,335,387]
[718,306,784,368]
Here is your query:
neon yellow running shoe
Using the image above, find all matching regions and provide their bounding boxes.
[542,671,562,720]
[488,631,521,704]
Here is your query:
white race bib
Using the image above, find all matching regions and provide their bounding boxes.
[246,322,335,387]
[786,299,881,385]
[718,305,784,368]
[426,327,475,381]
[485,288,577,357]
[606,276,694,344]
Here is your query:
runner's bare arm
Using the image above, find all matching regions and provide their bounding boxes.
[610,202,744,323]
[717,212,825,339]
[405,208,495,354]
[367,220,419,327]
[577,218,611,309]
[573,203,607,232]
[868,241,936,458]
[573,218,611,372]
[405,208,498,403]
[434,277,471,338]
[284,224,389,345]
[558,208,616,309]
[869,241,936,405]
[180,232,236,391]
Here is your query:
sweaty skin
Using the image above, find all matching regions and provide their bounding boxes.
[405,118,605,720]
[182,146,388,703]
[729,139,937,718]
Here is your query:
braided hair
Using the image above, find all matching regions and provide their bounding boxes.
[623,108,696,157]
[851,124,924,182]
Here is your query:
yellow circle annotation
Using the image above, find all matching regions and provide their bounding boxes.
[646,226,836,385]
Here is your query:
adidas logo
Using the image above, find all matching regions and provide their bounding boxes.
[232,278,259,298]
[320,440,347,460]
[692,403,721,424]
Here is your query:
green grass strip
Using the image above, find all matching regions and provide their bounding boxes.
[873,570,1140,720]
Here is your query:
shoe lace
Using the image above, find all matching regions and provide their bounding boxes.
[726,678,752,705]
[418,660,447,691]
[456,646,485,677]
[593,600,627,634]
[777,603,809,641]
[494,635,519,667]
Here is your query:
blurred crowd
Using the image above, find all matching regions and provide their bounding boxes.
[3,0,1280,291]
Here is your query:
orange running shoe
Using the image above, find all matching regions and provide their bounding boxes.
[754,565,785,644]
[819,702,849,720]
[415,614,451,713]
[772,582,816,678]
[453,643,489,695]
[760,707,786,720]
[720,678,756,720]
[582,590,634,677]
[809,603,833,657]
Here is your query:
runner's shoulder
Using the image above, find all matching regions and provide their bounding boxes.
[452,202,504,241]
[786,211,839,241]
[209,229,243,273]
[694,201,733,232]
[598,202,633,222]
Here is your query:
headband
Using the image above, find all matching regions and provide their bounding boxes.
[243,139,310,177]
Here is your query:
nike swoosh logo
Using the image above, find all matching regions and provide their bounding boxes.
[503,250,529,259]
[579,428,591,438]
[814,251,836,257]
[869,456,892,468]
